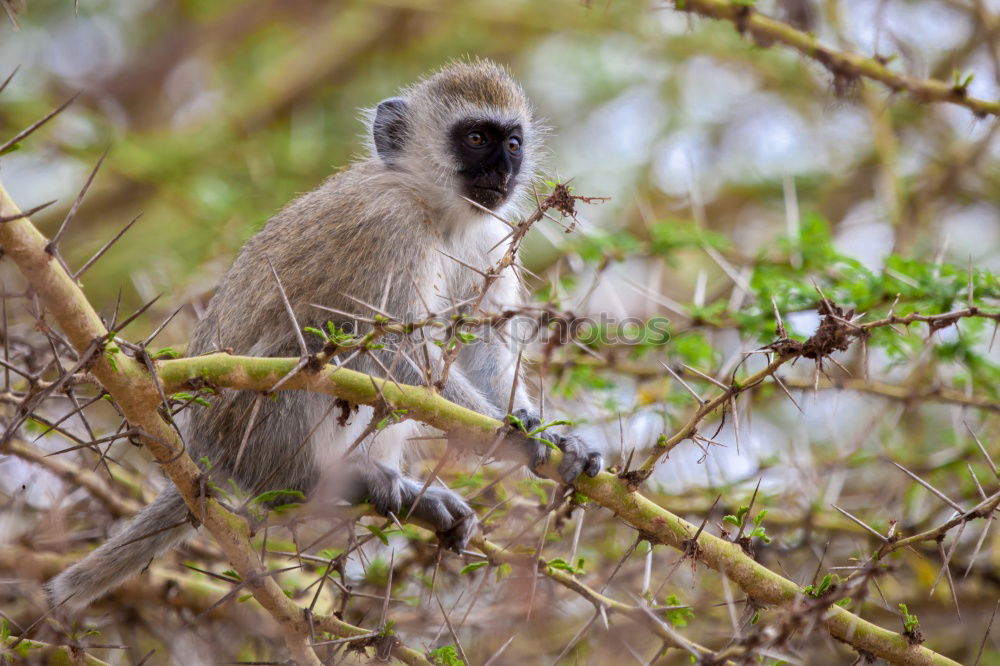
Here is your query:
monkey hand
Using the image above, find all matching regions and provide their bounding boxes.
[357,464,477,553]
[508,408,603,484]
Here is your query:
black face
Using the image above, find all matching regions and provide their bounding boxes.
[449,119,523,210]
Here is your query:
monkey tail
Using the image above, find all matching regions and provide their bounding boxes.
[45,486,193,613]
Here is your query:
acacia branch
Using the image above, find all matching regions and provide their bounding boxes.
[549,357,1000,413]
[637,353,793,474]
[877,490,1000,558]
[778,375,1000,413]
[153,353,960,665]
[671,0,1000,117]
[1,636,111,665]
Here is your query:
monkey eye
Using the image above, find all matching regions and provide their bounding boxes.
[465,131,487,147]
[507,136,522,154]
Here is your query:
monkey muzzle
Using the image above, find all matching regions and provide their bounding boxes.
[468,173,511,210]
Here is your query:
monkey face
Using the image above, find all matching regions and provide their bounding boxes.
[450,118,524,210]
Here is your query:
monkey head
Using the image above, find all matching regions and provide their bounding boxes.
[367,59,541,214]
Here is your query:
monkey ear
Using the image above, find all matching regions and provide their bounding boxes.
[373,97,409,164]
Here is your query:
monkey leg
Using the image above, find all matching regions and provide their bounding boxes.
[508,408,604,484]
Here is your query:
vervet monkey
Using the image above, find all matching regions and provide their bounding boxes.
[47,59,603,613]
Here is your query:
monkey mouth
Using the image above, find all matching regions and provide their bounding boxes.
[469,185,508,209]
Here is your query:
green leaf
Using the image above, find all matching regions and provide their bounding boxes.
[506,413,525,430]
[663,594,695,627]
[364,524,391,546]
[303,326,327,340]
[459,561,489,575]
[170,391,211,407]
[104,347,118,372]
[324,321,355,344]
[899,602,920,633]
[545,557,584,575]
[428,644,465,666]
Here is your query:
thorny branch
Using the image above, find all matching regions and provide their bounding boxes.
[669,0,1000,117]
[636,299,999,477]
[147,349,969,665]
[435,184,606,390]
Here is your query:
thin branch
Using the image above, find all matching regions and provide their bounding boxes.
[671,0,1000,117]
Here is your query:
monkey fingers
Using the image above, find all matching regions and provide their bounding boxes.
[354,465,477,552]
[555,434,603,483]
[399,480,477,553]
[508,408,553,472]
[507,408,604,484]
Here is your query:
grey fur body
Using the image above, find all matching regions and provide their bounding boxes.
[46,60,602,614]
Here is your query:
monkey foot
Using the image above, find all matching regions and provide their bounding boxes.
[508,408,603,484]
[356,464,476,553]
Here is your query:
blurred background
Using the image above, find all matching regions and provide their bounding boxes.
[2,0,1000,664]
